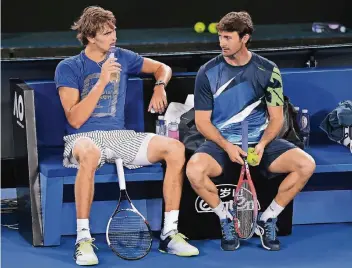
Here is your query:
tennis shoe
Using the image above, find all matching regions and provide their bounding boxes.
[74,238,99,266]
[220,217,240,251]
[159,230,199,256]
[255,215,280,251]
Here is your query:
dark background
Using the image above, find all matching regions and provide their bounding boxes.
[2,0,351,33]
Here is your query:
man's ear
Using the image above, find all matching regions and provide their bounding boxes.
[242,34,250,44]
[87,36,95,44]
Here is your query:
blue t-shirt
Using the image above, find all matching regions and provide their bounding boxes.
[194,52,284,145]
[54,48,143,135]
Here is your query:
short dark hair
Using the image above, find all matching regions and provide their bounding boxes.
[217,11,254,41]
[71,6,116,46]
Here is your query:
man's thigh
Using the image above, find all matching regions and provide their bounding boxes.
[259,138,314,178]
[191,140,230,177]
[128,133,157,166]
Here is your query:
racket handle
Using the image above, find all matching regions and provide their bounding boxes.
[241,120,248,152]
[115,158,126,190]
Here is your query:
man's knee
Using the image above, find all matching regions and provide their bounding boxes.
[73,138,101,171]
[186,157,207,188]
[164,139,185,166]
[295,154,316,178]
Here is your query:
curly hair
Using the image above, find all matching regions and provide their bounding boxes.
[71,6,116,46]
[217,11,254,43]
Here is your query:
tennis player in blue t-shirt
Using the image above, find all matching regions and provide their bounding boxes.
[55,6,199,265]
[186,11,316,252]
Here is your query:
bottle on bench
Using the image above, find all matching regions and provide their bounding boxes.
[168,121,180,140]
[294,107,301,127]
[156,116,167,136]
[300,109,311,148]
[295,106,302,130]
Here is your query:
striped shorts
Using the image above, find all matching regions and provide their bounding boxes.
[63,130,155,169]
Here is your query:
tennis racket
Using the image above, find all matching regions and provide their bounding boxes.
[106,158,153,260]
[233,120,259,240]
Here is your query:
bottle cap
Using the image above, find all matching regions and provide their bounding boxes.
[302,109,308,113]
[109,46,116,58]
[169,124,178,131]
[158,116,164,120]
[294,106,300,111]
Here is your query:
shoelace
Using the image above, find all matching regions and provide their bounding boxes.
[172,232,189,243]
[221,220,235,240]
[78,238,99,252]
[264,221,278,241]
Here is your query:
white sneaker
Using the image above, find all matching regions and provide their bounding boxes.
[159,230,199,257]
[74,238,99,266]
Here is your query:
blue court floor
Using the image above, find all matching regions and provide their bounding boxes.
[2,223,352,268]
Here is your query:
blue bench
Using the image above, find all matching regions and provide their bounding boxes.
[28,79,164,246]
[280,67,352,224]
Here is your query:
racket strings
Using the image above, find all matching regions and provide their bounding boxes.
[108,210,151,259]
[236,182,256,239]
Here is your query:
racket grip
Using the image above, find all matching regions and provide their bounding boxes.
[115,158,126,190]
[241,120,248,152]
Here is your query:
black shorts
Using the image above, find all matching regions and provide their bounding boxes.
[195,138,297,179]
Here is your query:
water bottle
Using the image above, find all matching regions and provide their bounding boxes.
[294,107,301,128]
[108,46,119,82]
[156,116,166,136]
[168,121,180,140]
[300,109,310,148]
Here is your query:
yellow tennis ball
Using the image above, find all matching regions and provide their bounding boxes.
[247,147,259,166]
[208,22,218,34]
[194,22,206,33]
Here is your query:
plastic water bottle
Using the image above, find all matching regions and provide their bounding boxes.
[300,109,310,148]
[108,46,119,82]
[294,106,301,128]
[168,121,179,140]
[156,116,166,136]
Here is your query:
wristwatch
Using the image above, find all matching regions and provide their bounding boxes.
[155,80,166,87]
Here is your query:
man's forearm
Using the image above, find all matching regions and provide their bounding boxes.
[259,118,284,146]
[154,64,172,86]
[196,121,230,151]
[68,79,106,128]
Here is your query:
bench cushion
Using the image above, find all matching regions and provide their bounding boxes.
[306,144,352,173]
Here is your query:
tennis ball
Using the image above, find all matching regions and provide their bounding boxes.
[194,22,206,33]
[247,147,259,166]
[208,22,218,34]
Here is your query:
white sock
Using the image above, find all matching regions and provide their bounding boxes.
[213,202,232,220]
[162,210,179,236]
[260,200,284,222]
[76,219,91,243]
